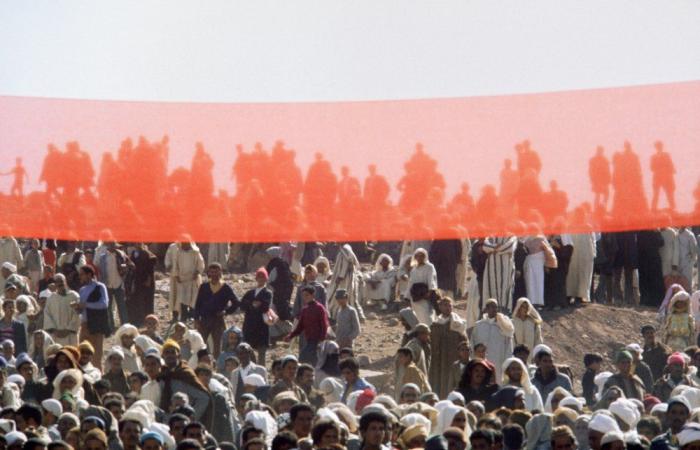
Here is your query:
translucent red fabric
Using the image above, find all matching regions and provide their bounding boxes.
[0,80,698,242]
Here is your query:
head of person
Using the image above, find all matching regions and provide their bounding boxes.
[667,352,687,380]
[414,324,431,344]
[301,286,316,305]
[2,301,15,322]
[295,364,314,389]
[140,432,165,450]
[484,299,498,319]
[460,359,493,389]
[474,343,487,360]
[614,351,634,377]
[16,404,43,431]
[470,429,494,450]
[290,403,314,439]
[118,419,143,450]
[457,341,471,363]
[636,416,661,442]
[237,344,253,367]
[311,420,340,449]
[54,273,68,295]
[79,266,95,285]
[339,358,360,385]
[396,348,414,367]
[83,429,108,450]
[271,431,298,450]
[303,264,318,282]
[641,325,657,346]
[335,290,349,307]
[438,297,455,317]
[444,428,468,450]
[584,353,603,371]
[162,340,181,368]
[182,422,205,445]
[399,384,421,404]
[281,356,298,382]
[535,348,555,374]
[667,397,691,434]
[359,412,388,450]
[551,425,577,450]
[513,344,530,364]
[168,414,189,443]
[502,424,525,450]
[206,263,222,283]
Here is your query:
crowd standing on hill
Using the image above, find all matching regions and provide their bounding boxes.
[0,225,698,450]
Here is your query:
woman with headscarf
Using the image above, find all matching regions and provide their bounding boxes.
[265,246,294,321]
[436,402,471,436]
[241,268,272,366]
[399,308,420,347]
[487,385,526,411]
[314,256,333,287]
[29,330,55,371]
[114,324,141,374]
[52,369,85,400]
[502,357,544,411]
[662,291,695,351]
[512,297,543,358]
[364,253,398,311]
[457,359,498,404]
[658,283,686,322]
[44,347,100,405]
[216,326,242,372]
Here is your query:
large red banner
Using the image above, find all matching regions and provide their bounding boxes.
[0,81,699,242]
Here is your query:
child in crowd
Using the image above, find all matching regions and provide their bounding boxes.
[393,347,431,401]
[662,291,695,351]
[581,352,603,406]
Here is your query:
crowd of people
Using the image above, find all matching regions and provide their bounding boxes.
[0,226,698,450]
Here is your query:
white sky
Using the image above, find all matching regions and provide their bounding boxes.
[1,1,700,102]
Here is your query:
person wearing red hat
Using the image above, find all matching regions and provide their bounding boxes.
[652,352,697,402]
[240,267,273,366]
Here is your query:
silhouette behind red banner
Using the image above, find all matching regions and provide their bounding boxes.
[0,136,698,243]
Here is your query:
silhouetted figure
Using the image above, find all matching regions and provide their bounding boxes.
[542,180,568,223]
[39,144,62,197]
[190,142,215,200]
[650,141,676,211]
[1,157,29,197]
[612,141,648,219]
[499,158,520,204]
[449,183,475,222]
[303,153,337,229]
[516,140,541,178]
[397,143,445,214]
[589,146,611,210]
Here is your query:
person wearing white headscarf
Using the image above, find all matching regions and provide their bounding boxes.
[588,411,621,450]
[52,369,84,400]
[115,324,141,374]
[544,387,573,413]
[677,423,700,448]
[471,298,514,381]
[319,378,344,404]
[0,236,23,290]
[244,410,278,447]
[437,403,471,436]
[609,398,641,431]
[327,244,364,320]
[512,297,543,360]
[502,357,544,411]
[313,256,333,287]
[364,254,398,311]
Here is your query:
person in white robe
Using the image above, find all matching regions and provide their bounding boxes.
[408,248,438,325]
[115,324,142,374]
[327,244,364,320]
[502,356,544,411]
[43,274,81,346]
[207,243,230,268]
[314,256,333,287]
[0,236,23,289]
[471,298,514,381]
[364,254,398,310]
[524,235,553,307]
[660,227,678,278]
[566,233,597,301]
[482,236,517,312]
[172,240,205,319]
[511,297,543,361]
[397,255,414,302]
[675,227,698,290]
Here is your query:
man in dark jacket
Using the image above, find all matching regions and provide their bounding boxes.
[531,345,572,402]
[642,324,671,382]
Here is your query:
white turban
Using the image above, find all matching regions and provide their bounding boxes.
[601,430,625,446]
[41,399,63,417]
[1,262,16,272]
[678,424,700,446]
[594,372,613,400]
[588,412,621,434]
[651,403,668,414]
[448,391,465,404]
[242,374,266,387]
[532,344,553,359]
[400,412,432,435]
[610,399,641,429]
